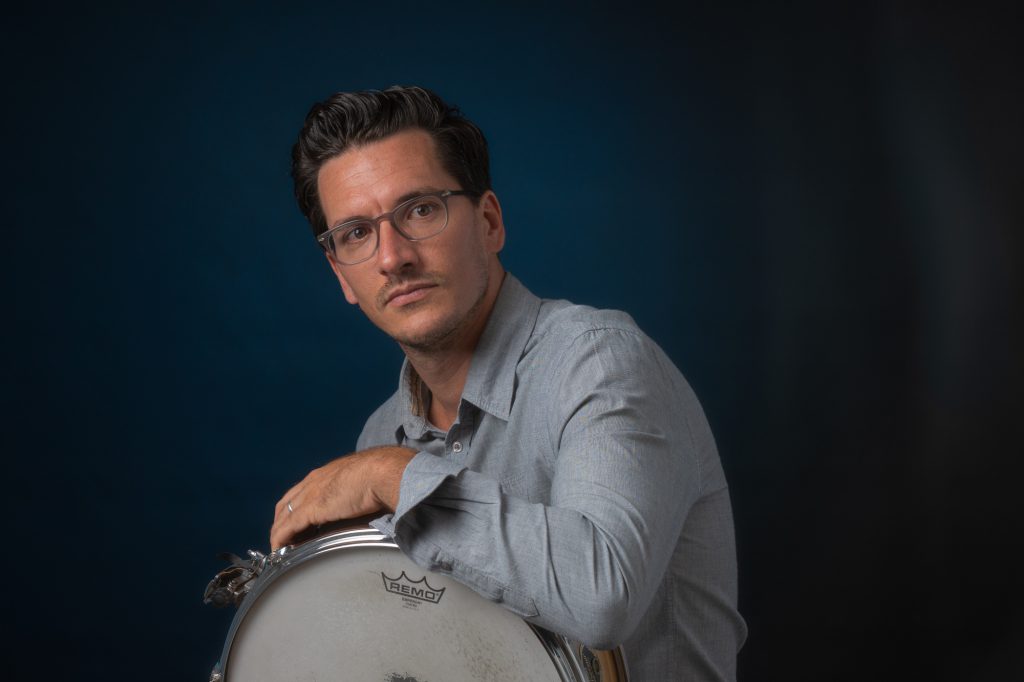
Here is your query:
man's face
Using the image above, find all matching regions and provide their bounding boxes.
[318,129,505,351]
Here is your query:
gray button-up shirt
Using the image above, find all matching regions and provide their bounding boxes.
[364,274,746,680]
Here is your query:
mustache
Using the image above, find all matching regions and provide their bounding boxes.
[376,273,445,308]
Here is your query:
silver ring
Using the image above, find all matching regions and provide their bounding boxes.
[287,501,294,514]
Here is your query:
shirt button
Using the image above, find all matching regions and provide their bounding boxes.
[452,441,463,453]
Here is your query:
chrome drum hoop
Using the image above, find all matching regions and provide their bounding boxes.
[209,526,628,682]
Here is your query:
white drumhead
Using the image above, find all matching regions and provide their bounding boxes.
[224,537,565,681]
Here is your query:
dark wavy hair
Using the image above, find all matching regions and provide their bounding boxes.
[291,85,491,240]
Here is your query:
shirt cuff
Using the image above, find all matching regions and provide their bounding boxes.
[369,451,464,538]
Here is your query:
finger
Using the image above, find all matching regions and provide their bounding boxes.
[271,507,302,550]
[274,475,314,524]
[272,511,316,550]
[274,497,296,529]
[275,479,307,516]
[273,493,295,527]
[271,490,320,550]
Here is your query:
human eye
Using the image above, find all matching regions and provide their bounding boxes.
[405,197,441,221]
[339,222,373,245]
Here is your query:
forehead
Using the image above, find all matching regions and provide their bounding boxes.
[317,129,457,226]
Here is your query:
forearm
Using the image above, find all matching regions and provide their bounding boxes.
[372,439,695,649]
[271,446,415,550]
[364,445,413,512]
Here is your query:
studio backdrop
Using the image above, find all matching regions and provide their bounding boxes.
[5,3,1020,680]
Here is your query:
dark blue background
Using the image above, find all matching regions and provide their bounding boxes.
[5,2,1021,680]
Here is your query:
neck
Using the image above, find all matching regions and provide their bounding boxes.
[405,348,473,430]
[402,269,505,431]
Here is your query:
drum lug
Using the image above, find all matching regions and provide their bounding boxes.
[203,549,274,608]
[264,547,286,567]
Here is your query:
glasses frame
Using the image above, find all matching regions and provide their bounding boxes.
[317,189,477,265]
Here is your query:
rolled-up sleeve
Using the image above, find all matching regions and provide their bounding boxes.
[371,325,704,649]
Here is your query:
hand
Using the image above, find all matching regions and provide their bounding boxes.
[270,446,416,550]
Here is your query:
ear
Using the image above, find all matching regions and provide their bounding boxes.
[477,190,506,254]
[325,252,360,305]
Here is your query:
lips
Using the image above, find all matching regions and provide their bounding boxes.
[384,282,437,307]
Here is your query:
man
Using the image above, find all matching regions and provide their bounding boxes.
[270,86,746,680]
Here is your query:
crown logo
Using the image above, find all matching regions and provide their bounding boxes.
[381,571,447,604]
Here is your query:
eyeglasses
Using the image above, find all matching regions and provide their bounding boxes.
[317,190,477,265]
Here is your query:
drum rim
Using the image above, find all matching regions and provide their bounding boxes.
[216,526,396,678]
[212,526,627,681]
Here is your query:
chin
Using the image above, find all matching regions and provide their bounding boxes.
[389,311,465,352]
[381,271,490,352]
[393,325,459,352]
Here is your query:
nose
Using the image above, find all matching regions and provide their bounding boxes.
[375,220,419,276]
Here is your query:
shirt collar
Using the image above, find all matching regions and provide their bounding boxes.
[395,273,541,438]
[460,273,541,421]
[395,359,433,441]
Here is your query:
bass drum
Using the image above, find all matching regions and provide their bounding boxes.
[210,526,628,682]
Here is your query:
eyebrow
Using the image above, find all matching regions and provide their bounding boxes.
[329,186,445,229]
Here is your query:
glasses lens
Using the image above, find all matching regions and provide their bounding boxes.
[395,195,448,239]
[333,221,376,264]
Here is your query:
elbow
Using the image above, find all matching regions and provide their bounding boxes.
[557,537,648,648]
[568,596,641,650]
